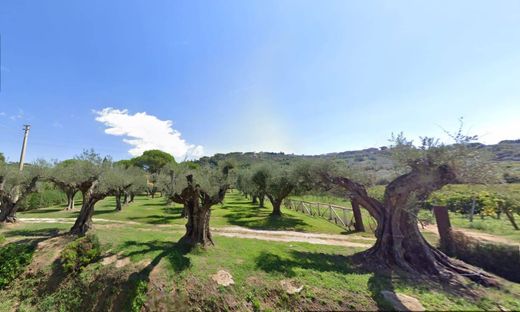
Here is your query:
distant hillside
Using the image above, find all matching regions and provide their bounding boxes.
[197,140,520,184]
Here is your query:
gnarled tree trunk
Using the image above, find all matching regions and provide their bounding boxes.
[258,194,265,208]
[173,175,227,247]
[267,195,282,216]
[66,189,77,210]
[0,176,39,223]
[330,163,499,287]
[115,191,122,211]
[70,181,107,235]
[0,202,16,223]
[179,196,214,246]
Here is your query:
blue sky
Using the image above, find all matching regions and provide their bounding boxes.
[1,0,519,162]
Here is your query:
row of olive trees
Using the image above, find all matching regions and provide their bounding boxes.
[0,151,148,233]
[0,127,503,287]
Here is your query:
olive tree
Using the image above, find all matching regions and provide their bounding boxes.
[112,165,146,211]
[169,163,233,247]
[69,161,141,235]
[49,159,83,210]
[316,132,500,286]
[254,162,312,217]
[0,162,44,222]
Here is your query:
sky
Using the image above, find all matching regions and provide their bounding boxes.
[1,0,519,162]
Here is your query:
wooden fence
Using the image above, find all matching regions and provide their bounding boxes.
[283,199,375,232]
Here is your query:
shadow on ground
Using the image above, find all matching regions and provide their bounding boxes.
[221,198,310,231]
[254,249,396,310]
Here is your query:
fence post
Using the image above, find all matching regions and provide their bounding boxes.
[433,205,454,254]
[351,198,365,232]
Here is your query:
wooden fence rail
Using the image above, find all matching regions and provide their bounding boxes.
[284,199,359,232]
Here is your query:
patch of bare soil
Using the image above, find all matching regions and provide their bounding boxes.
[27,236,73,274]
[212,270,235,286]
[423,224,519,246]
[213,226,373,248]
[101,253,132,268]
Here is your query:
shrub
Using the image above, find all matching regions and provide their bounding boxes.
[18,182,67,211]
[130,279,148,312]
[441,231,520,283]
[61,234,102,273]
[0,243,35,289]
[0,234,5,244]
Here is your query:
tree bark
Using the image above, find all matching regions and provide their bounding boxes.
[179,198,214,247]
[129,192,135,203]
[115,192,122,211]
[123,192,130,205]
[329,163,499,287]
[267,195,282,217]
[174,175,228,247]
[70,194,98,235]
[66,190,77,210]
[351,198,365,232]
[0,202,17,223]
[258,195,265,208]
[252,196,258,204]
[70,181,106,235]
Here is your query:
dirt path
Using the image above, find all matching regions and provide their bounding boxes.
[17,217,373,248]
[422,224,519,246]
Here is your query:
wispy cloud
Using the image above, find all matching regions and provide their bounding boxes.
[94,107,204,160]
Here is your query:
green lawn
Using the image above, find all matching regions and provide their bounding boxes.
[19,191,349,235]
[1,222,519,311]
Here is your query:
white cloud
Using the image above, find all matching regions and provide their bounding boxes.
[94,107,204,160]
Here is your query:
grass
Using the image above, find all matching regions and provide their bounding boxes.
[1,222,519,311]
[19,191,348,235]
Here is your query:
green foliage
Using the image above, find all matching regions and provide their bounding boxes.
[61,234,102,273]
[18,182,67,211]
[428,187,520,218]
[0,234,5,244]
[131,149,176,173]
[129,279,148,312]
[0,243,35,289]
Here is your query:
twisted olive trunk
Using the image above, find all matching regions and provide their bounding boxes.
[179,198,214,246]
[258,194,265,208]
[70,193,99,235]
[267,195,283,216]
[330,164,499,287]
[70,181,108,235]
[115,191,122,211]
[0,202,16,223]
[66,189,78,210]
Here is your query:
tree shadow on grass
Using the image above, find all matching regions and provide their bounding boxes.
[255,250,396,310]
[23,208,64,214]
[222,204,310,231]
[117,240,192,310]
[3,227,62,238]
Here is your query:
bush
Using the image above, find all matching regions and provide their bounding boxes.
[18,182,67,211]
[0,243,35,289]
[61,234,102,273]
[130,279,148,312]
[442,231,520,283]
[0,234,5,244]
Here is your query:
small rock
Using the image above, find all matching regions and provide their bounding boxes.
[280,279,304,294]
[211,270,234,286]
[381,290,425,311]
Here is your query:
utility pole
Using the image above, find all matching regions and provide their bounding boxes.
[19,125,31,171]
